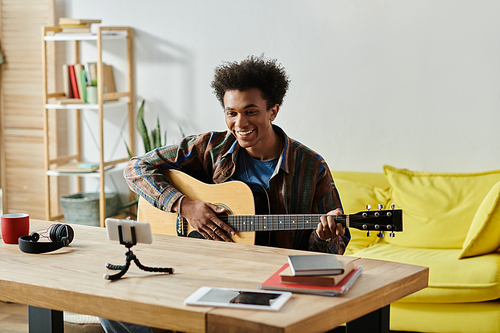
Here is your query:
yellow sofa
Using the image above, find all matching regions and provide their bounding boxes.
[333,166,500,333]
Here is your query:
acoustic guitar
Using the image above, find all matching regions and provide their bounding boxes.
[137,169,403,245]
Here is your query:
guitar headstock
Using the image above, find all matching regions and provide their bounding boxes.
[348,204,403,238]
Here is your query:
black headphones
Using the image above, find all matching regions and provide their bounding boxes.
[18,224,74,254]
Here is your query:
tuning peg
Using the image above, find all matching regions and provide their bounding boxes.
[378,204,384,210]
[390,204,396,210]
[366,204,371,211]
[390,231,395,238]
[366,231,371,237]
[377,232,384,238]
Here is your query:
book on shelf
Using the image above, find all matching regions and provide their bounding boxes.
[54,98,85,105]
[260,264,363,296]
[288,254,345,276]
[280,257,356,286]
[62,64,73,98]
[59,23,89,28]
[60,26,91,33]
[68,65,80,99]
[74,64,86,102]
[79,69,88,102]
[58,18,101,34]
[59,18,102,25]
[103,64,117,101]
[84,62,97,86]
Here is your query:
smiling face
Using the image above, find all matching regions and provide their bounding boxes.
[223,87,281,160]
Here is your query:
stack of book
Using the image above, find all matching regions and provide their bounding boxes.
[57,62,116,105]
[59,18,102,33]
[260,254,363,296]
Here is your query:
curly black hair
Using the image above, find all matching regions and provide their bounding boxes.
[211,55,290,110]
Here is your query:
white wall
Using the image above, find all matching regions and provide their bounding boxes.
[61,0,500,174]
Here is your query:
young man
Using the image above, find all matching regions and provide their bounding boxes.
[100,55,350,333]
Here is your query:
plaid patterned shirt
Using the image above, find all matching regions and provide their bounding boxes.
[124,125,350,254]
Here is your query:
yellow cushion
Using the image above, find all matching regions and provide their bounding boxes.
[390,302,500,333]
[334,178,389,255]
[332,170,389,189]
[383,165,500,248]
[459,181,500,258]
[354,243,500,303]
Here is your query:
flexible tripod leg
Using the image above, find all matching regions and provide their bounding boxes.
[104,249,133,281]
[133,257,174,274]
[104,259,131,281]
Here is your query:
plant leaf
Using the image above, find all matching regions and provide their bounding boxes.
[154,116,162,149]
[151,128,159,149]
[136,100,151,152]
[120,131,133,159]
[178,125,185,138]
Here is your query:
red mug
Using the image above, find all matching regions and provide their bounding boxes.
[1,213,30,244]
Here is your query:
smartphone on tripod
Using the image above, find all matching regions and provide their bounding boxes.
[105,218,153,244]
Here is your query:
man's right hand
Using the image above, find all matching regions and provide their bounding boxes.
[175,196,235,242]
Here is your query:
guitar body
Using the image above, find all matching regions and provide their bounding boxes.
[137,169,270,245]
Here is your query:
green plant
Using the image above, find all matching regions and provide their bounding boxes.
[136,99,167,153]
[125,99,183,158]
[120,99,184,217]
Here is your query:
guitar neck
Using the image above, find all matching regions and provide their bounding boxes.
[221,214,346,232]
[219,208,403,233]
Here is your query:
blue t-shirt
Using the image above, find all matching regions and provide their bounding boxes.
[231,149,279,190]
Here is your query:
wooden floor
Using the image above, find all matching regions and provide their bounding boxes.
[0,301,177,333]
[0,301,105,333]
[0,302,26,333]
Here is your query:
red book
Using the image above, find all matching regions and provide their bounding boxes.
[68,65,80,99]
[259,264,363,296]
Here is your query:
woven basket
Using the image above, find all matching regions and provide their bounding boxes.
[60,192,121,227]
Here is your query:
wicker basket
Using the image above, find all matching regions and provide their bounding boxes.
[60,192,121,227]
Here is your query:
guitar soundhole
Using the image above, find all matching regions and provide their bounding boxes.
[188,231,205,239]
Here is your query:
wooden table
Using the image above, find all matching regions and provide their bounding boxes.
[0,220,428,333]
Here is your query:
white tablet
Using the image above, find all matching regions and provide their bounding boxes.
[184,287,292,311]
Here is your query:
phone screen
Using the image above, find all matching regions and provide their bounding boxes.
[199,289,281,306]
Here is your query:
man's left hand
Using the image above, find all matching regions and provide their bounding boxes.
[315,208,344,240]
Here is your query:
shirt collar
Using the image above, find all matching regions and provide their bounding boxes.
[223,125,292,174]
[273,125,291,175]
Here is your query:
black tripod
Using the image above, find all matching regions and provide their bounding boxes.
[104,225,174,281]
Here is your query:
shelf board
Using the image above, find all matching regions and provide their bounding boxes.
[47,162,127,178]
[45,99,128,110]
[44,32,126,42]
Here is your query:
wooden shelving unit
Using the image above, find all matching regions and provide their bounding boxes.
[41,26,134,227]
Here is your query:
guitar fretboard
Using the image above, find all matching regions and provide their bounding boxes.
[219,215,348,232]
